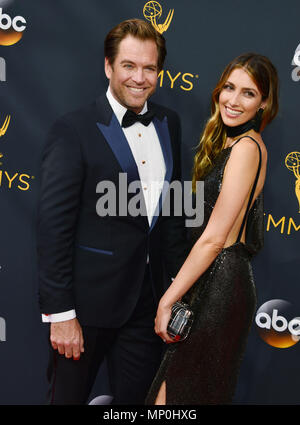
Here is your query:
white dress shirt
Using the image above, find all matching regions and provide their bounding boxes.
[42,86,166,323]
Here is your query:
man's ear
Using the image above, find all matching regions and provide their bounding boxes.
[104,57,112,79]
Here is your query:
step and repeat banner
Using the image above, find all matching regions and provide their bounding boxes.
[0,0,299,405]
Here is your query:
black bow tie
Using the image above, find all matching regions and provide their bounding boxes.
[122,109,154,128]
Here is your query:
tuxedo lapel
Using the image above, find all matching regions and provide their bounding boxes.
[150,115,174,232]
[153,116,173,185]
[96,114,140,184]
[96,95,140,184]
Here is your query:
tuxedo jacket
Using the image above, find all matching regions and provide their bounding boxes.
[37,94,188,328]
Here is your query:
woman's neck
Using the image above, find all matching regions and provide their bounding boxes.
[224,118,257,138]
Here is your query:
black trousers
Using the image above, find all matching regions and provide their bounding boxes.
[46,266,164,405]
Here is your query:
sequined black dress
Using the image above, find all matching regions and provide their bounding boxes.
[146,136,263,405]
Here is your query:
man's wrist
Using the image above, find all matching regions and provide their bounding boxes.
[42,309,76,323]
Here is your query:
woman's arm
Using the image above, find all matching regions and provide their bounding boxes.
[155,138,263,343]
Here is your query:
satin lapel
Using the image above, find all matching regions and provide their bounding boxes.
[150,116,174,232]
[96,114,140,184]
[96,113,148,228]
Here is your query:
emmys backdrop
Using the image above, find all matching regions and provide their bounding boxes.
[0,0,299,405]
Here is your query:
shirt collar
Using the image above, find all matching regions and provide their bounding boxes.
[106,86,148,125]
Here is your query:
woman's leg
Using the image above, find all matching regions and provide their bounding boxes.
[154,381,166,405]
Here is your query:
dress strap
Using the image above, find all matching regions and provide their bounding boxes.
[231,136,262,243]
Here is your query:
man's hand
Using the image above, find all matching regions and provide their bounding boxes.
[50,318,84,360]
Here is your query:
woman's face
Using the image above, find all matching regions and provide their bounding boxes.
[219,67,266,128]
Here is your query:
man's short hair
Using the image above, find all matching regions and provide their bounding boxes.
[104,18,166,72]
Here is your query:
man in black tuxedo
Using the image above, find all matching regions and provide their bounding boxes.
[37,19,187,405]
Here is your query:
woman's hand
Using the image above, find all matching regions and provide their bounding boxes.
[154,301,176,344]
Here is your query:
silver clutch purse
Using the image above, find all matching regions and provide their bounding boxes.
[167,301,194,341]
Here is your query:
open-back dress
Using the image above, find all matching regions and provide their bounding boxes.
[145,136,263,405]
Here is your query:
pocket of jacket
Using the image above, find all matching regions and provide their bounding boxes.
[77,244,114,256]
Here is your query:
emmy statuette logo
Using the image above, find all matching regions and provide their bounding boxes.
[142,2,200,93]
[143,1,174,34]
[263,152,300,237]
[0,114,10,138]
[285,152,300,213]
[0,114,10,161]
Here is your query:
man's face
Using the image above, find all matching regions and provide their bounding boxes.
[105,35,159,114]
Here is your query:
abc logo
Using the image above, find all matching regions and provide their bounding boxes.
[0,8,26,46]
[255,299,300,348]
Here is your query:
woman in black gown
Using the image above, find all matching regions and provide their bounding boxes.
[146,53,279,405]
